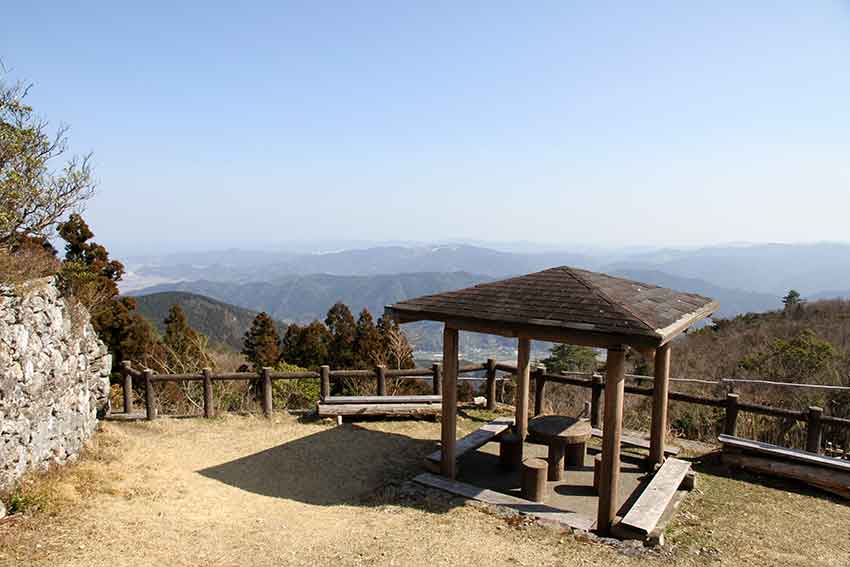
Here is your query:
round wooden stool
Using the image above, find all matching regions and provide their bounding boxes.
[528,415,592,481]
[520,457,548,502]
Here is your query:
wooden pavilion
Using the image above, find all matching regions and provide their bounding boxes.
[385,266,718,534]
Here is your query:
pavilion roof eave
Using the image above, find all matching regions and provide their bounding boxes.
[655,300,720,346]
[384,305,664,351]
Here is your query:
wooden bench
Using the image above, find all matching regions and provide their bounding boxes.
[424,417,514,474]
[317,395,442,421]
[614,457,693,542]
[591,427,680,456]
[719,434,850,500]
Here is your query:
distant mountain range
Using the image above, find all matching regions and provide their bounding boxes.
[131,271,491,325]
[126,241,850,354]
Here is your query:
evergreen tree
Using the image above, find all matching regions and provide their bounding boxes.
[162,304,203,369]
[242,312,281,371]
[325,302,356,368]
[280,323,303,365]
[542,344,598,374]
[298,321,331,369]
[353,308,383,368]
[57,214,156,371]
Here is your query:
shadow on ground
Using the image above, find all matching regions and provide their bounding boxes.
[198,423,439,506]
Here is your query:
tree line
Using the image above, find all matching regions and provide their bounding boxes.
[241,303,415,372]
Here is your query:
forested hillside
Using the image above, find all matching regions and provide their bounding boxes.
[658,297,850,445]
[133,292,284,350]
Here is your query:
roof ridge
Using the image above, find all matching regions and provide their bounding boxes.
[563,267,655,332]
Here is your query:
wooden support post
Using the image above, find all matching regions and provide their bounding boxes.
[320,365,330,400]
[806,406,823,454]
[590,372,603,429]
[515,338,532,439]
[441,325,459,478]
[533,368,546,417]
[261,367,273,417]
[432,363,442,396]
[121,361,133,413]
[724,393,740,436]
[597,346,626,536]
[649,344,671,467]
[144,369,156,421]
[485,358,497,410]
[376,365,387,396]
[202,367,214,419]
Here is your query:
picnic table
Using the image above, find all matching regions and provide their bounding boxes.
[528,415,592,481]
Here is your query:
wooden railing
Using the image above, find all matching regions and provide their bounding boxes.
[119,359,850,456]
[119,360,491,421]
[507,364,850,456]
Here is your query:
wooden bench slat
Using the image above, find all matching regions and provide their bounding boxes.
[591,427,680,456]
[322,395,442,405]
[317,402,441,417]
[426,417,514,467]
[718,434,850,473]
[618,457,691,536]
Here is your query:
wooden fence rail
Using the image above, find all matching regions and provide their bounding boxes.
[118,359,850,456]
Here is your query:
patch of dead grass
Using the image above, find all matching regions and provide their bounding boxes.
[1,412,849,567]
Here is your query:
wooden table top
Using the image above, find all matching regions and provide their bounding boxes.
[528,415,592,444]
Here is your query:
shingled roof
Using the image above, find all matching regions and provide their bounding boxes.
[385,266,719,348]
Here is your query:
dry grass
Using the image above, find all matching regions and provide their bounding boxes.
[1,412,849,567]
[0,246,60,285]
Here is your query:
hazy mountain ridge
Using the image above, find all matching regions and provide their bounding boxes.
[132,271,492,325]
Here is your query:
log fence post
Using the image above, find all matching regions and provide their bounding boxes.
[320,365,331,400]
[376,365,387,396]
[121,360,133,413]
[485,358,497,410]
[432,363,442,396]
[202,367,214,419]
[533,368,546,416]
[261,367,273,417]
[144,369,156,421]
[806,406,823,453]
[590,372,603,429]
[723,392,739,436]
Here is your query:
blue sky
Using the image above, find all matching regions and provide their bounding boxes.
[4,1,850,254]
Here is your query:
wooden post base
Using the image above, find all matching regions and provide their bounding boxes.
[547,442,565,481]
[521,457,548,503]
[500,432,523,470]
[593,455,603,494]
[566,442,586,468]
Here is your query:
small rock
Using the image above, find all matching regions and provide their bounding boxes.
[0,500,6,519]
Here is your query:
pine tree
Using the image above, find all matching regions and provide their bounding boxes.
[353,308,383,368]
[57,214,156,372]
[325,302,356,368]
[242,312,281,371]
[298,321,331,369]
[542,344,598,374]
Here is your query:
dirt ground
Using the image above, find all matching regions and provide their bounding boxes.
[1,411,849,567]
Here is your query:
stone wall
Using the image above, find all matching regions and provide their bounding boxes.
[0,277,111,490]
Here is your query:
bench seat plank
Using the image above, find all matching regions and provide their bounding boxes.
[317,402,440,417]
[718,434,850,473]
[322,395,441,405]
[591,427,680,456]
[425,417,514,469]
[617,457,691,537]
